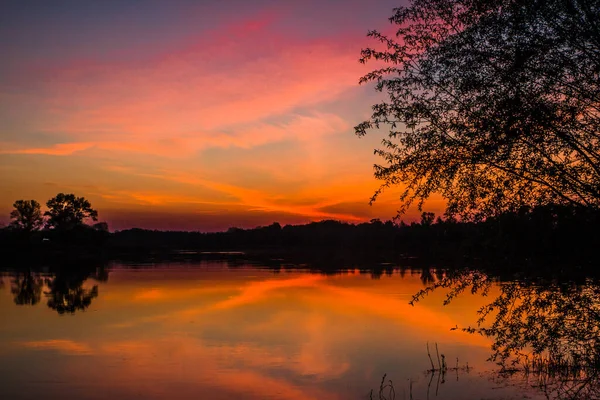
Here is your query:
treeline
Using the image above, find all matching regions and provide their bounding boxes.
[0,206,600,270]
[2,194,600,270]
[107,204,600,268]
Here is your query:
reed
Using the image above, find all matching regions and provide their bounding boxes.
[369,373,396,400]
[370,343,470,400]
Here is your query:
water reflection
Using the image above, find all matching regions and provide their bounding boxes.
[11,272,43,305]
[8,266,108,314]
[45,272,99,314]
[412,269,600,400]
[1,262,596,399]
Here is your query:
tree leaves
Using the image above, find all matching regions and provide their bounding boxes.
[9,200,43,232]
[44,193,98,230]
[358,0,600,219]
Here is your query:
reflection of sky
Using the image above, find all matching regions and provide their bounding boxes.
[0,263,544,399]
[0,0,446,230]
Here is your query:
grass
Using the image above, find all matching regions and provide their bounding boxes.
[370,342,600,399]
[369,343,471,400]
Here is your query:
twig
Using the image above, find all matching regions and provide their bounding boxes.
[427,342,436,371]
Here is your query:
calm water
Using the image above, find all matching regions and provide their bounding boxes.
[0,261,546,400]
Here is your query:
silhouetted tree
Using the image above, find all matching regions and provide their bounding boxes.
[357,0,600,219]
[44,193,98,230]
[9,200,43,232]
[92,222,109,232]
[420,212,435,226]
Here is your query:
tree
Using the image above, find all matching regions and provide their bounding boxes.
[9,200,44,231]
[44,193,98,230]
[357,0,600,220]
[420,212,435,226]
[92,222,109,232]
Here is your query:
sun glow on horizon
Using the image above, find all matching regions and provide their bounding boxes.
[0,0,445,231]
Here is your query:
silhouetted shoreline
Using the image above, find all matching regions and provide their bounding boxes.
[2,204,599,277]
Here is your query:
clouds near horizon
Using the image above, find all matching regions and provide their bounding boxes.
[0,0,442,230]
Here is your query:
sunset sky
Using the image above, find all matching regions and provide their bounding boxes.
[0,0,444,231]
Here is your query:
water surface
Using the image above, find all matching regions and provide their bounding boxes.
[0,261,544,399]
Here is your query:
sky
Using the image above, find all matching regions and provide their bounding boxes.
[0,0,444,231]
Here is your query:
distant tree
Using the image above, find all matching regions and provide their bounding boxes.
[44,193,98,230]
[420,212,435,226]
[357,0,600,220]
[92,222,109,232]
[9,200,44,231]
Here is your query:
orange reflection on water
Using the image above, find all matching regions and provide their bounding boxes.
[19,339,93,355]
[0,265,520,400]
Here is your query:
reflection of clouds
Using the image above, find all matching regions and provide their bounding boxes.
[110,273,491,349]
[109,272,490,385]
[55,336,339,400]
[307,284,492,348]
[5,269,506,399]
[293,314,351,377]
[18,339,93,355]
[110,275,324,327]
[132,288,165,301]
[211,275,324,311]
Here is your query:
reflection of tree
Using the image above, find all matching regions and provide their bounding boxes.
[420,268,435,285]
[92,266,109,283]
[11,272,43,305]
[411,269,600,399]
[44,271,99,314]
[6,264,108,314]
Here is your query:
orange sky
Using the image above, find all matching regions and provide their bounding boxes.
[0,0,445,230]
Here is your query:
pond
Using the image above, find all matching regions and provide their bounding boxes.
[0,260,596,400]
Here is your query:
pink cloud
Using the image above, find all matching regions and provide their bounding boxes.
[2,142,96,156]
[0,6,416,228]
[6,11,369,157]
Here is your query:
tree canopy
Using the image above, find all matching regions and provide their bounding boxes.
[357,0,600,219]
[44,193,98,230]
[10,200,43,232]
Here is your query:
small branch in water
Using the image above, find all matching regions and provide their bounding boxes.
[427,342,436,372]
[370,373,396,400]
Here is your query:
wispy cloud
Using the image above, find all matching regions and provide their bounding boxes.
[0,2,413,228]
[1,112,350,158]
